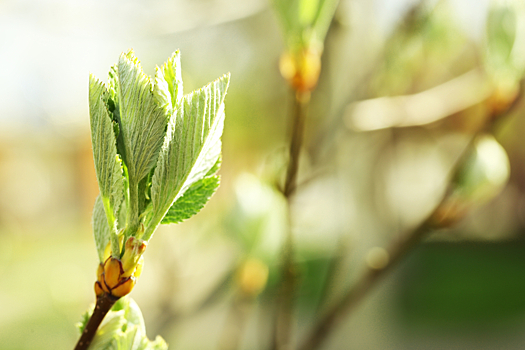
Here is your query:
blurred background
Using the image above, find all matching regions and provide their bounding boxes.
[2,0,525,349]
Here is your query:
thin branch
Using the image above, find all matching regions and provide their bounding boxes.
[297,80,524,350]
[284,91,310,197]
[272,91,310,350]
[74,294,118,350]
[297,215,435,350]
[297,154,464,350]
[218,294,254,350]
[345,68,490,131]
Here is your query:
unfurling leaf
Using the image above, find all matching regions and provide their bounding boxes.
[83,49,229,350]
[153,51,183,116]
[431,134,510,227]
[92,195,110,263]
[116,50,167,185]
[161,156,221,225]
[452,134,510,204]
[145,74,230,240]
[89,74,125,256]
[83,298,168,350]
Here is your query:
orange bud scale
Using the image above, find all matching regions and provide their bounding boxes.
[94,254,142,299]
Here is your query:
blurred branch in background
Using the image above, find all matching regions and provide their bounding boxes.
[299,92,519,349]
[295,0,525,348]
[344,68,491,131]
[270,0,339,349]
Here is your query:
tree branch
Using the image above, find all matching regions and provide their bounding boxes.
[272,91,310,350]
[74,294,118,350]
[297,216,434,350]
[297,78,524,350]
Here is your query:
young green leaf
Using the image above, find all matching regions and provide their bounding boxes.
[161,175,220,224]
[116,51,167,185]
[153,51,183,116]
[85,298,167,350]
[89,74,125,256]
[272,0,339,50]
[145,74,230,240]
[87,311,125,350]
[92,195,110,263]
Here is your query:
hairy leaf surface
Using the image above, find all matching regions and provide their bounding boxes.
[117,51,167,185]
[89,74,125,239]
[153,51,183,117]
[92,195,110,263]
[145,74,230,239]
[161,175,220,224]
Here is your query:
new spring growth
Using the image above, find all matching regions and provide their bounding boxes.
[272,0,339,92]
[79,49,228,350]
[279,48,322,93]
[95,237,146,299]
[89,49,229,300]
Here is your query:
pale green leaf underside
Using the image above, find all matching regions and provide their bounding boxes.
[206,154,222,177]
[117,51,167,184]
[161,175,220,224]
[89,75,124,234]
[146,74,230,240]
[92,195,110,262]
[86,298,168,350]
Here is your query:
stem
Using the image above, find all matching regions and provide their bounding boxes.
[272,91,310,350]
[272,213,295,350]
[297,218,433,350]
[74,294,118,350]
[218,294,253,350]
[284,91,310,197]
[297,135,474,350]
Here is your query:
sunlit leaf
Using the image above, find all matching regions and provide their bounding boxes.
[145,74,230,240]
[153,51,183,116]
[161,175,220,225]
[116,50,167,185]
[89,74,125,255]
[92,195,110,263]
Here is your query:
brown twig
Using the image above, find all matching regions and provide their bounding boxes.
[272,91,310,350]
[74,294,118,350]
[284,91,310,198]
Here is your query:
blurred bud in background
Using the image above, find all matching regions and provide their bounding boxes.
[236,258,270,297]
[484,0,525,115]
[432,134,510,227]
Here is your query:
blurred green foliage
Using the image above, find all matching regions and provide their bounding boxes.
[272,0,339,51]
[399,242,525,328]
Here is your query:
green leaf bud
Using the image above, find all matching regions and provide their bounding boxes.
[432,134,510,227]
